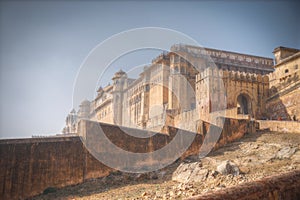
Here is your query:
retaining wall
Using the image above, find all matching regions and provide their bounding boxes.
[0,118,251,199]
[0,137,111,200]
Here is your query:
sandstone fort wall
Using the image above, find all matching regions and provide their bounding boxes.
[1,118,253,199]
[0,137,111,200]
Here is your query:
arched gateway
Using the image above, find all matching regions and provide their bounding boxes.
[237,94,251,115]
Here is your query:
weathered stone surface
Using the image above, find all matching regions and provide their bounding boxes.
[216,160,240,176]
[291,151,300,164]
[0,137,112,200]
[275,146,297,159]
[189,167,209,182]
[172,162,208,183]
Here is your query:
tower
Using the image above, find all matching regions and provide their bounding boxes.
[112,70,128,125]
[62,109,78,134]
[78,100,91,119]
[168,52,197,113]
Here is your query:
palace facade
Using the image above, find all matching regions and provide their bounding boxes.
[63,44,300,134]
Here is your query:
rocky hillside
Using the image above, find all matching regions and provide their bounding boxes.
[32,131,300,200]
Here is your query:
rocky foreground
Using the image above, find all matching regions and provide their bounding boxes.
[33,131,300,200]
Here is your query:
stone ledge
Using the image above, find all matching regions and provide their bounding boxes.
[0,136,80,144]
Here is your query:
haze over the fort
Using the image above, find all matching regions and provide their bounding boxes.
[0,1,299,138]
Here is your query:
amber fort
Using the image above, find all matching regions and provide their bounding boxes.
[63,44,300,134]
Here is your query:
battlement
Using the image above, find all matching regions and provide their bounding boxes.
[196,68,269,83]
[152,52,169,64]
[171,44,274,70]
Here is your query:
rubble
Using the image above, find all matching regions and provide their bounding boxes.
[275,146,297,159]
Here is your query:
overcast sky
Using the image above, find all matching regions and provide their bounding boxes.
[0,0,299,138]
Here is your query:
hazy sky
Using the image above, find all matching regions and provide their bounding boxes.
[0,0,299,138]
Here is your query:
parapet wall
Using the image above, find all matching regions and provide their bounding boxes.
[174,109,198,132]
[196,68,270,83]
[0,118,252,200]
[171,44,274,69]
[257,120,300,133]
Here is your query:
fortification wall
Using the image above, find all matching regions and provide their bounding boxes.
[257,120,300,133]
[187,170,300,200]
[174,109,198,132]
[0,137,111,200]
[0,118,252,200]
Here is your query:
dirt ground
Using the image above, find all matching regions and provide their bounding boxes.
[32,131,300,200]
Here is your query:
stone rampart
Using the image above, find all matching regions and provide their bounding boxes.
[0,136,111,200]
[0,118,252,199]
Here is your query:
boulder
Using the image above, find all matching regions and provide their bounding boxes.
[275,146,297,159]
[216,160,240,176]
[172,162,208,183]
